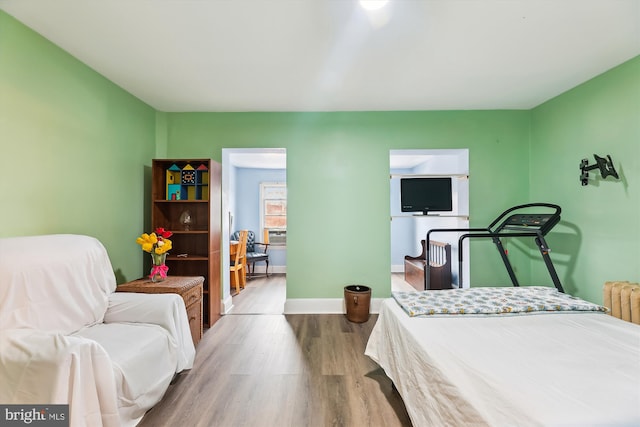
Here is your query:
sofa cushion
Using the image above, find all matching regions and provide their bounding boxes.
[0,235,116,334]
[246,252,268,261]
[0,329,121,427]
[73,323,177,425]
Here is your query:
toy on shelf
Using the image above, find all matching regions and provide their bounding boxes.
[164,163,209,200]
[166,164,182,200]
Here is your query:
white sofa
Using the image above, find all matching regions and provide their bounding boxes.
[0,234,196,427]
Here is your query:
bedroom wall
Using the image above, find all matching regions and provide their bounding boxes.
[165,111,532,299]
[530,56,640,304]
[0,11,157,283]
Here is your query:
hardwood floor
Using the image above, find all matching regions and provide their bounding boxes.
[228,274,286,315]
[391,272,418,293]
[229,273,414,316]
[138,275,413,427]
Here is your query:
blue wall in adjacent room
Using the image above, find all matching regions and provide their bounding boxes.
[233,167,287,268]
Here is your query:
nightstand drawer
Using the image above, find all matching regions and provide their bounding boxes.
[182,284,202,308]
[186,302,202,348]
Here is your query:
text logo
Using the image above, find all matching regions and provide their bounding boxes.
[0,405,68,426]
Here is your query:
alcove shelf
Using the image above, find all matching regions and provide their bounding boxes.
[391,214,470,220]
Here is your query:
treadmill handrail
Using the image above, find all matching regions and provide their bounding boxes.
[457,230,545,261]
[487,203,561,231]
[427,228,490,241]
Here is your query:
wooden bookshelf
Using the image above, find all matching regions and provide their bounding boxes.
[151,159,221,328]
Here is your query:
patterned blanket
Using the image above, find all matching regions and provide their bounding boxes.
[392,286,608,317]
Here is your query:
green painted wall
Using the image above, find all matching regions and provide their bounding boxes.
[530,56,640,304]
[165,111,532,298]
[0,11,156,283]
[4,8,635,304]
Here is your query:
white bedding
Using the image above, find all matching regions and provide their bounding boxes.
[365,297,640,427]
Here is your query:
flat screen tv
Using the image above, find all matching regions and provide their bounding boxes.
[400,177,452,214]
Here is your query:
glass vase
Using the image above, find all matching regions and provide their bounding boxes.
[149,252,168,282]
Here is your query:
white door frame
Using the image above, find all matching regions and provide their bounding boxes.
[221,148,286,313]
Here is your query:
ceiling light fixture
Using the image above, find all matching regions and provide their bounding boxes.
[359,0,389,11]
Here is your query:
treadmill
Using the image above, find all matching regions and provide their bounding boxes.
[427,203,564,292]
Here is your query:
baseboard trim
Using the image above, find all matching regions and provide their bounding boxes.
[221,294,234,314]
[391,265,404,273]
[251,265,286,274]
[284,298,384,314]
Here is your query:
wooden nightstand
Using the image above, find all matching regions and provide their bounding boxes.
[116,276,203,346]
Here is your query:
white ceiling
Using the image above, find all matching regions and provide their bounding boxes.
[1,0,638,113]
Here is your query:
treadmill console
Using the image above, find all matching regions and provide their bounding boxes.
[499,214,559,235]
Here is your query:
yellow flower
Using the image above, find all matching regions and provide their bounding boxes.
[136,232,158,253]
[154,239,172,254]
[136,230,172,257]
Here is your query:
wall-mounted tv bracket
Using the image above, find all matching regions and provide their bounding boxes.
[580,154,619,186]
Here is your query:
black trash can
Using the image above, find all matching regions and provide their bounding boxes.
[344,285,371,323]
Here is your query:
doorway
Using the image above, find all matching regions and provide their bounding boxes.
[221,148,287,314]
[390,149,470,289]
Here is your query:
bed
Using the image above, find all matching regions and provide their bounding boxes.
[365,286,640,426]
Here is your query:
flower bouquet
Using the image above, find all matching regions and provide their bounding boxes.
[136,228,173,282]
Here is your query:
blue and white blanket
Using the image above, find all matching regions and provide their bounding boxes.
[392,286,608,317]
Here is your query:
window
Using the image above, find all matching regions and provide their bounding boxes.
[260,182,286,246]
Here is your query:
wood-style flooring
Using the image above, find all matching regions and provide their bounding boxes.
[138,275,413,427]
[228,273,286,315]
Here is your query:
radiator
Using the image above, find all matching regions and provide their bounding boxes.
[604,281,640,325]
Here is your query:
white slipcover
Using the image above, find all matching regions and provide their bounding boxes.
[0,234,196,427]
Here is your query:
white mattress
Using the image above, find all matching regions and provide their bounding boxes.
[365,298,640,427]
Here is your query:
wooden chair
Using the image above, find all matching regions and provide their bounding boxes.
[230,230,248,294]
[231,229,270,278]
